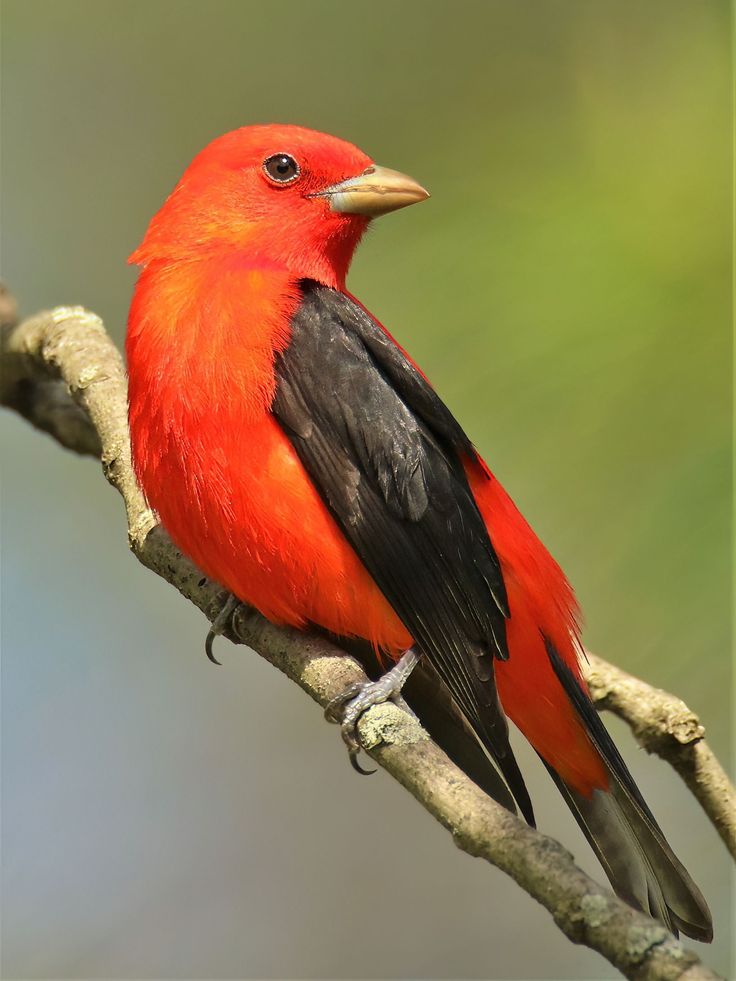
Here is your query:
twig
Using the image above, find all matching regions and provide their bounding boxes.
[2,296,729,981]
[584,654,736,860]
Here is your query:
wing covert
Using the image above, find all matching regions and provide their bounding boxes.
[272,281,531,820]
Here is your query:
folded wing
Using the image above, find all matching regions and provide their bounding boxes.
[273,280,533,822]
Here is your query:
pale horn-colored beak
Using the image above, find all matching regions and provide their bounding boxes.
[313,164,430,217]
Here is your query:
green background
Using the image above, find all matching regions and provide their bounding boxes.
[2,1,732,978]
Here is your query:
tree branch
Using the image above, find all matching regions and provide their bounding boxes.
[2,293,730,981]
[584,655,735,861]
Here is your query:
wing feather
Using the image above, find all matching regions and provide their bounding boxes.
[272,281,532,821]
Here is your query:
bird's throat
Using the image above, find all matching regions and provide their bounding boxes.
[127,255,302,421]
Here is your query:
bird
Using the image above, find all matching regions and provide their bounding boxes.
[126,123,712,941]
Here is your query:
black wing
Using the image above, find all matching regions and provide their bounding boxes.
[272,281,532,821]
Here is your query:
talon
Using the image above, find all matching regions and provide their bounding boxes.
[349,749,377,776]
[204,593,240,666]
[337,713,377,775]
[325,647,420,774]
[204,628,223,666]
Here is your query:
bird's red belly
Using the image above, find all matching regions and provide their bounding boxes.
[138,411,411,653]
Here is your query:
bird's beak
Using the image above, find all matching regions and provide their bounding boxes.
[314,165,430,217]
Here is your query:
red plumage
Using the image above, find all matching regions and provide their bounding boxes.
[126,124,711,940]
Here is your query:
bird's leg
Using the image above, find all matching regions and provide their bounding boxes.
[204,593,241,665]
[324,647,420,774]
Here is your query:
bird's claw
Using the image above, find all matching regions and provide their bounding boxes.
[204,593,241,666]
[324,649,420,775]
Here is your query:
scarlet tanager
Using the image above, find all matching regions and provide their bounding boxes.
[126,125,712,941]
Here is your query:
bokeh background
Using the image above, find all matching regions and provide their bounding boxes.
[1,1,732,978]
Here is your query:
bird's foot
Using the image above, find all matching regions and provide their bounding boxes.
[204,593,241,665]
[324,648,420,774]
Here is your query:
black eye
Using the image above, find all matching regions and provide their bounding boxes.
[263,153,300,184]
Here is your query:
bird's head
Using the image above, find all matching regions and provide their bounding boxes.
[129,124,429,289]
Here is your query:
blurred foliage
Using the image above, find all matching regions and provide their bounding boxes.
[2,1,731,978]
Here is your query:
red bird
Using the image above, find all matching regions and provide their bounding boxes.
[126,124,711,940]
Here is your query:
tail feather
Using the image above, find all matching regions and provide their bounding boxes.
[334,631,712,942]
[545,762,712,941]
[544,639,713,942]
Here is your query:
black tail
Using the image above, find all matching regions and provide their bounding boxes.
[545,640,713,942]
[334,632,712,942]
[551,770,712,940]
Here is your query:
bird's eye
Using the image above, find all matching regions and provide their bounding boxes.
[263,153,301,185]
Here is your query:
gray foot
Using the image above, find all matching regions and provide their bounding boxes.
[325,648,420,774]
[204,594,241,665]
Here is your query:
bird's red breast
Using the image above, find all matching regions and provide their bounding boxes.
[125,124,713,943]
[128,247,605,794]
